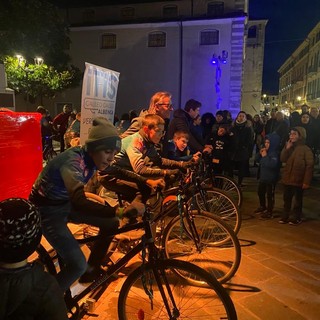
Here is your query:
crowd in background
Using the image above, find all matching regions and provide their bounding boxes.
[36,99,320,182]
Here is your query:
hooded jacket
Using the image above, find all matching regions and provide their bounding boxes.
[256,133,281,183]
[0,262,67,320]
[280,127,314,187]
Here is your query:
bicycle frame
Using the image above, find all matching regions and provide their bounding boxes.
[38,209,184,319]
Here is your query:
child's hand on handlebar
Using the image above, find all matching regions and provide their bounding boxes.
[192,152,202,163]
[117,201,145,219]
[203,145,213,154]
[147,178,165,191]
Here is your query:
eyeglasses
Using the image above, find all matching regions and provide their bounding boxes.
[156,103,173,110]
[154,128,166,136]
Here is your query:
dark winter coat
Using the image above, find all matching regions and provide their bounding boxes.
[167,140,192,161]
[168,109,204,153]
[0,262,67,320]
[280,128,314,187]
[230,121,253,161]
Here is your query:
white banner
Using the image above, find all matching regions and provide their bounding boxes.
[80,62,120,144]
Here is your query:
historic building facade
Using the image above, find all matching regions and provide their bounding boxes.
[278,21,320,111]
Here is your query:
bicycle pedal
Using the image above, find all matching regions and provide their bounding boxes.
[84,298,96,313]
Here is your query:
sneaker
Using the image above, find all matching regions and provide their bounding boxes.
[253,206,267,214]
[278,218,288,224]
[289,219,302,226]
[79,267,106,283]
[260,212,273,220]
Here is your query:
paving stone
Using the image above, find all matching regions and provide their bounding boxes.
[262,257,320,295]
[262,275,320,320]
[237,291,306,320]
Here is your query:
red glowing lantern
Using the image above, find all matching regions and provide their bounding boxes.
[0,109,42,201]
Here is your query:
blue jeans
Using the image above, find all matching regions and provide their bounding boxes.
[39,202,119,292]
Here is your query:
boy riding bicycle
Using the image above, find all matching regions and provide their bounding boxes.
[29,117,145,292]
[99,114,192,203]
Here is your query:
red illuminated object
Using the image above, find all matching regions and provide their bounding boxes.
[0,109,42,201]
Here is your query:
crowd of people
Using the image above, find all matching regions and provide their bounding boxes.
[0,92,318,318]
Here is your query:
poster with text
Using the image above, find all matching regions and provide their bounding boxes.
[80,62,120,144]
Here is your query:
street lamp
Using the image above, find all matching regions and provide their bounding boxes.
[211,50,228,110]
[34,57,44,65]
[16,54,26,66]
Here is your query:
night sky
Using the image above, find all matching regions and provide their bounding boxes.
[249,0,320,94]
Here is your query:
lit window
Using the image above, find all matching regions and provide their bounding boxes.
[148,31,166,47]
[163,5,178,18]
[200,29,219,45]
[101,33,116,49]
[207,1,224,16]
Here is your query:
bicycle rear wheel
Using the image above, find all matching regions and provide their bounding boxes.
[190,188,241,234]
[205,175,243,208]
[118,259,237,320]
[163,211,241,284]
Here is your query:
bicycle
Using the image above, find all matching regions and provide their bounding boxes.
[200,153,243,208]
[36,197,238,320]
[97,168,241,285]
[42,135,58,163]
[181,162,242,234]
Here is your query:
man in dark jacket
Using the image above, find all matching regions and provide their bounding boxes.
[168,99,211,153]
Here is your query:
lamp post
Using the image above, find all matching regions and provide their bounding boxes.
[34,57,43,65]
[211,50,228,110]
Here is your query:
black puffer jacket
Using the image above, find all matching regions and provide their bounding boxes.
[0,262,67,320]
[230,121,253,161]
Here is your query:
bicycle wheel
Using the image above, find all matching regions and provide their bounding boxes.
[163,211,241,284]
[190,188,241,234]
[118,259,237,320]
[205,175,243,208]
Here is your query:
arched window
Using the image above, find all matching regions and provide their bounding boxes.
[82,9,95,24]
[200,29,219,45]
[101,33,117,49]
[121,7,135,19]
[207,1,224,16]
[248,26,257,38]
[163,5,178,18]
[148,31,166,47]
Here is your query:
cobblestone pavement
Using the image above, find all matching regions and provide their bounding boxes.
[79,169,320,320]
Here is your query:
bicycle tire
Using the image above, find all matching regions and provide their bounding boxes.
[118,259,237,320]
[163,211,241,284]
[205,175,243,208]
[190,188,241,234]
